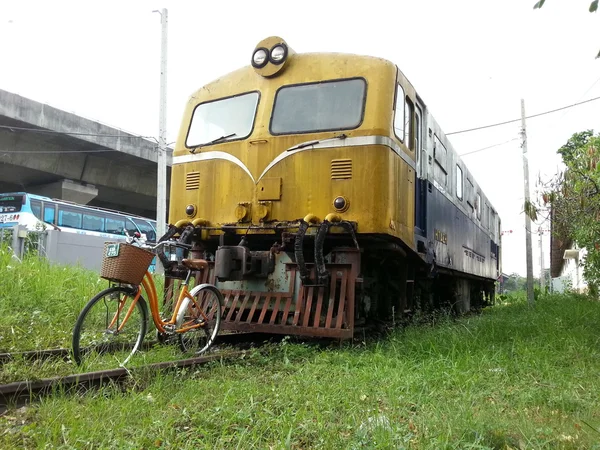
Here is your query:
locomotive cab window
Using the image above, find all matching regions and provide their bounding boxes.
[270,78,366,134]
[186,91,260,148]
[393,84,406,142]
[405,97,414,150]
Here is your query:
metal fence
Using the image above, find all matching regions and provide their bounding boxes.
[0,225,47,261]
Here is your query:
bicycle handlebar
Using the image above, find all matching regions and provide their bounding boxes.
[126,236,191,252]
[127,224,195,274]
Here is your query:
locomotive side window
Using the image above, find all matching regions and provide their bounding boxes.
[186,91,260,148]
[482,204,488,228]
[456,165,463,200]
[476,193,482,219]
[433,134,448,187]
[466,180,474,210]
[415,107,422,151]
[393,84,406,142]
[405,97,414,150]
[270,78,366,135]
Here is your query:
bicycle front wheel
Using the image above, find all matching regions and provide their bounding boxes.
[177,284,223,355]
[72,286,148,367]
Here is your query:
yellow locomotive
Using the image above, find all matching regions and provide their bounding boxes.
[167,37,501,338]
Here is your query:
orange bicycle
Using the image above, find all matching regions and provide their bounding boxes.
[72,237,223,366]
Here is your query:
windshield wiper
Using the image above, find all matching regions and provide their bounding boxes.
[287,133,347,152]
[189,133,237,153]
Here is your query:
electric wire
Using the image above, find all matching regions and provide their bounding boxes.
[459,138,520,157]
[447,95,600,136]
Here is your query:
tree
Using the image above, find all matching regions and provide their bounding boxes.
[538,130,600,289]
[533,1,599,58]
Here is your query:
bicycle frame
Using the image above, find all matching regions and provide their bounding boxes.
[117,270,207,335]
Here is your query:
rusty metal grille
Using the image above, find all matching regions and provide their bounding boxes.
[182,263,356,339]
[186,172,200,190]
[331,159,352,180]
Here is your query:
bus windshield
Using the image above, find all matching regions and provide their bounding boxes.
[270,78,366,135]
[186,92,259,148]
[0,195,24,213]
[130,218,157,242]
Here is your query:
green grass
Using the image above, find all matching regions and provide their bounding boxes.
[0,245,183,381]
[3,247,600,447]
[0,245,101,352]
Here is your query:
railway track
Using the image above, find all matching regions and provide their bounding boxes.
[0,350,244,413]
[0,332,280,413]
[0,331,277,366]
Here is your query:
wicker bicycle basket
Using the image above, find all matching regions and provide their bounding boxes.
[100,242,155,285]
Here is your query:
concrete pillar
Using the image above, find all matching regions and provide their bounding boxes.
[30,179,98,204]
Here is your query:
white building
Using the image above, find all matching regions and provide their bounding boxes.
[550,240,588,293]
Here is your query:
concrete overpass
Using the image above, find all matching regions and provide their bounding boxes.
[0,88,172,218]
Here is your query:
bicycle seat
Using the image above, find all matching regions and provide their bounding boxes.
[181,258,209,271]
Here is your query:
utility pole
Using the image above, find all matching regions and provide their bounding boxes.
[521,99,535,306]
[154,8,168,244]
[538,226,545,292]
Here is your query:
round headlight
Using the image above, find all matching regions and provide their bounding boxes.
[333,196,349,212]
[185,204,197,217]
[270,44,287,64]
[252,48,268,68]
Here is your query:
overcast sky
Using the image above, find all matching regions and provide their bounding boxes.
[1,0,599,276]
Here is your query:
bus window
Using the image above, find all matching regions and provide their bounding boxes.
[44,206,56,224]
[106,217,126,235]
[58,207,83,228]
[0,194,23,213]
[126,218,141,237]
[131,218,157,242]
[30,200,42,219]
[83,213,105,232]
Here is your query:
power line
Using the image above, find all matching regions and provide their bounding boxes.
[459,138,519,157]
[447,95,600,136]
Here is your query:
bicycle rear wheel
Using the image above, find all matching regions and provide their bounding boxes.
[177,284,223,355]
[72,286,148,367]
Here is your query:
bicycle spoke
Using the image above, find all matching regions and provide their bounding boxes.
[72,286,148,368]
[177,285,222,355]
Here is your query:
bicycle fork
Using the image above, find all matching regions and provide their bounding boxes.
[107,289,142,334]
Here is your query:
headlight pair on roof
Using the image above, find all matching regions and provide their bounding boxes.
[252,44,288,68]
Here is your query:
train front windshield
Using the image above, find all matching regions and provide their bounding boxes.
[0,195,24,213]
[186,92,260,148]
[270,78,366,134]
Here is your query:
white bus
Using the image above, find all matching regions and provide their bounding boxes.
[0,192,158,242]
